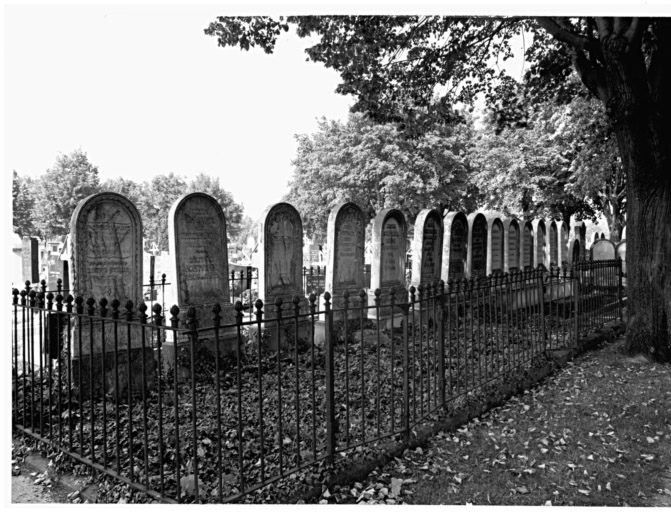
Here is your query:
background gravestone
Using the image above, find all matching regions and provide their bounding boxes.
[325,202,366,310]
[549,221,559,267]
[368,208,408,321]
[441,212,468,282]
[467,213,487,279]
[559,221,569,266]
[522,221,534,270]
[168,192,236,352]
[591,238,616,260]
[69,192,151,397]
[411,209,443,289]
[570,239,581,263]
[617,240,627,278]
[485,214,504,275]
[532,219,547,269]
[21,236,39,284]
[503,218,520,272]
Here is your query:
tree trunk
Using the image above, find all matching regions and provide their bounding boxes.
[601,36,671,363]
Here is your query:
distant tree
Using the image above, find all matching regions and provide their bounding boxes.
[34,149,100,237]
[137,172,186,252]
[187,173,244,242]
[286,112,475,239]
[100,177,144,207]
[12,170,36,237]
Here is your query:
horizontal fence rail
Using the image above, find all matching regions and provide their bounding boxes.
[11,259,624,503]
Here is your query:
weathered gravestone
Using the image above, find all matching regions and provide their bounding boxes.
[532,219,548,269]
[257,203,308,348]
[411,209,443,288]
[467,213,487,279]
[22,237,39,284]
[558,221,569,266]
[441,212,468,281]
[324,202,366,312]
[571,220,587,261]
[591,238,616,260]
[69,192,152,397]
[570,239,581,264]
[549,221,559,267]
[616,240,626,274]
[522,221,534,270]
[503,218,520,272]
[168,192,237,356]
[485,214,504,275]
[368,208,408,325]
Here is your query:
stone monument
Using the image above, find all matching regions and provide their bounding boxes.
[467,212,487,278]
[485,214,504,275]
[441,212,469,281]
[503,217,521,272]
[410,209,443,288]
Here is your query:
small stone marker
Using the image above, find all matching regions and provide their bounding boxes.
[325,202,366,309]
[21,237,39,284]
[441,212,468,281]
[467,213,488,279]
[411,209,443,288]
[368,208,408,320]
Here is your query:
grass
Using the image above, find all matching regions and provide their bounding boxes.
[311,334,671,506]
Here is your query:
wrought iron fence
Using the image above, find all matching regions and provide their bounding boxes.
[11,259,624,504]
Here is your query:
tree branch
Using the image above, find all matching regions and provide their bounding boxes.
[535,17,593,51]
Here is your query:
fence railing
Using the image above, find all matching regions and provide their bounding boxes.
[11,259,624,504]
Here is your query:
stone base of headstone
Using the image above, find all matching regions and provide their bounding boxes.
[247,320,312,352]
[70,347,156,401]
[366,288,408,329]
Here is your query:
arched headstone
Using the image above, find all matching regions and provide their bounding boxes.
[532,219,547,269]
[503,218,520,272]
[549,220,559,267]
[441,212,468,281]
[522,221,534,270]
[411,209,443,288]
[591,238,616,260]
[485,214,504,275]
[467,212,488,278]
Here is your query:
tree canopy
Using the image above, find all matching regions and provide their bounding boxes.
[206,15,671,362]
[286,112,474,239]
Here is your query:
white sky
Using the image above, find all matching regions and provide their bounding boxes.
[4,3,355,222]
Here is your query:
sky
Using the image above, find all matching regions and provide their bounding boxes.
[4,3,356,222]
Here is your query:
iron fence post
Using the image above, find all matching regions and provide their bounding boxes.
[537,268,546,353]
[323,291,337,463]
[186,306,200,503]
[573,264,580,349]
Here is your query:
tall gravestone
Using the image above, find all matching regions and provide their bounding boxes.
[532,219,547,269]
[22,236,39,284]
[522,221,534,270]
[558,221,569,266]
[503,218,520,272]
[410,209,443,288]
[485,214,504,275]
[325,202,366,310]
[168,193,236,352]
[467,213,487,278]
[571,220,587,260]
[258,203,307,337]
[570,239,581,263]
[549,221,559,267]
[368,209,408,321]
[69,192,151,396]
[441,212,468,281]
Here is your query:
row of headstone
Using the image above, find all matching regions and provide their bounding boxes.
[65,192,611,391]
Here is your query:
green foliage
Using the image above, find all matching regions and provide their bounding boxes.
[34,149,101,236]
[285,113,475,239]
[12,170,36,237]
